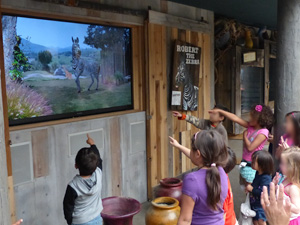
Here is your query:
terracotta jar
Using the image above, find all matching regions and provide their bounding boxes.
[101,196,141,225]
[245,30,254,49]
[154,178,183,204]
[145,197,181,225]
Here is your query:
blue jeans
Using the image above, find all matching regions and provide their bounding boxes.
[72,215,102,225]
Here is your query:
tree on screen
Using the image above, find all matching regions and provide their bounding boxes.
[84,25,130,50]
[10,35,31,82]
[38,50,52,72]
[84,25,132,76]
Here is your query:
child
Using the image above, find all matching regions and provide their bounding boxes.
[171,130,228,225]
[223,148,238,225]
[169,136,237,225]
[277,148,300,224]
[63,134,103,225]
[276,111,300,159]
[173,104,229,145]
[246,150,274,225]
[210,104,274,184]
[273,111,300,186]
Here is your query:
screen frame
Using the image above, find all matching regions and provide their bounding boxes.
[1,12,135,127]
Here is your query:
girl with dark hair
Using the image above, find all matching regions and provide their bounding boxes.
[210,104,274,185]
[246,151,274,225]
[170,130,228,225]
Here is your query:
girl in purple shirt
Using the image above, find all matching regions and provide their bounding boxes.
[176,130,228,225]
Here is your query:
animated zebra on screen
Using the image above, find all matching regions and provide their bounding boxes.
[175,61,199,111]
[71,37,101,93]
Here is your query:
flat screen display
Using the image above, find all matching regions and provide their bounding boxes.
[2,15,133,126]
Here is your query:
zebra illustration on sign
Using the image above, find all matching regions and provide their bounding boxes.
[175,61,199,111]
[71,37,101,93]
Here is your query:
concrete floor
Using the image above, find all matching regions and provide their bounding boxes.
[133,165,245,225]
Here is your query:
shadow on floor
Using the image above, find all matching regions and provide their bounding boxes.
[133,166,244,225]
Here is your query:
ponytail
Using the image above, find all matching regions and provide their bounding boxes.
[206,166,221,210]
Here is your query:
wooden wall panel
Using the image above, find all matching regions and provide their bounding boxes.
[109,117,122,196]
[31,129,49,178]
[132,26,146,111]
[11,112,147,225]
[147,22,213,197]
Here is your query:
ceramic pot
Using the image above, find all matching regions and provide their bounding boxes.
[154,178,183,205]
[245,30,253,49]
[101,196,141,225]
[145,197,181,225]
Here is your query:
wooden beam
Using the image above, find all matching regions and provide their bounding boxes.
[234,46,242,134]
[160,0,168,13]
[9,109,140,132]
[148,10,212,34]
[203,34,211,118]
[0,1,144,26]
[264,41,270,105]
[132,26,142,111]
[0,2,16,222]
[146,23,158,199]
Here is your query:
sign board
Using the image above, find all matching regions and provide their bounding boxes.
[171,40,201,111]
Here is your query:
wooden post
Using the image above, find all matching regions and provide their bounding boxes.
[274,0,300,151]
[160,0,168,13]
[0,1,16,222]
[0,1,12,223]
[0,70,11,225]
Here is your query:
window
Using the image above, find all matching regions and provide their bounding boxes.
[241,67,264,114]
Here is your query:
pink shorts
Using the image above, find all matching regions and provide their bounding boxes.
[290,217,300,225]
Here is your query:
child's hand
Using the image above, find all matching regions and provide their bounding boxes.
[273,172,281,185]
[12,219,23,225]
[169,136,181,148]
[86,134,95,146]
[246,184,253,193]
[279,136,290,150]
[172,111,182,118]
[261,183,291,225]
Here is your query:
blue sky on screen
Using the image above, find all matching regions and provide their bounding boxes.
[16,16,92,49]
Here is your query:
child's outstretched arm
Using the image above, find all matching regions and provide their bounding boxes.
[243,131,268,151]
[169,136,191,158]
[209,109,248,128]
[173,111,206,130]
[86,134,103,170]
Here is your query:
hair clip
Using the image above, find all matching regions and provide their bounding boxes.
[211,163,216,167]
[195,131,200,140]
[255,105,263,112]
[292,112,296,118]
